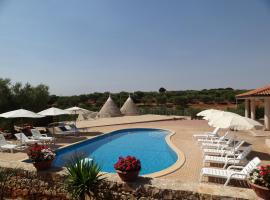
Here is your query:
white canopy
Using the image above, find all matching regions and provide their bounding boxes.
[38,107,70,116]
[203,110,236,121]
[0,109,44,118]
[65,106,90,115]
[197,109,221,117]
[208,111,262,130]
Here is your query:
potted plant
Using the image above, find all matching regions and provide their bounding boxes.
[248,165,270,200]
[27,143,56,170]
[114,156,141,182]
[65,156,106,200]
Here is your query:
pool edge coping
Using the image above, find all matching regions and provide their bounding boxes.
[19,128,186,178]
[142,129,186,178]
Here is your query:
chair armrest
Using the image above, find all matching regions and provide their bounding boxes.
[41,134,48,137]
[227,158,241,163]
[227,165,244,170]
[229,172,247,179]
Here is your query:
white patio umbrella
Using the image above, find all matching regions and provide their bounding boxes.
[65,106,90,115]
[208,112,263,162]
[204,111,238,121]
[38,107,70,116]
[0,109,44,145]
[0,109,44,118]
[208,112,262,130]
[65,106,90,135]
[197,109,221,117]
[38,107,70,138]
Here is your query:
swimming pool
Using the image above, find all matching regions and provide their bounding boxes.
[53,128,178,175]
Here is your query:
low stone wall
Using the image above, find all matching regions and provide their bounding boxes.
[0,165,256,200]
[2,169,70,200]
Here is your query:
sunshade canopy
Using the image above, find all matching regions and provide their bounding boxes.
[197,109,221,117]
[208,111,262,130]
[38,107,70,116]
[0,109,44,118]
[65,106,90,115]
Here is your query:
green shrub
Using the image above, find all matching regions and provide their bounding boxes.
[65,156,106,200]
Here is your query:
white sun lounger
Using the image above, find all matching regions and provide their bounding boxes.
[203,141,245,156]
[193,127,220,139]
[203,146,252,168]
[15,133,40,145]
[201,137,234,149]
[197,132,229,144]
[30,129,54,143]
[0,134,18,153]
[200,157,261,186]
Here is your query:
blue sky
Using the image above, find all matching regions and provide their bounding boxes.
[0,0,270,95]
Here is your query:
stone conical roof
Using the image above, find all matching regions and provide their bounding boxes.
[97,96,122,118]
[120,96,139,116]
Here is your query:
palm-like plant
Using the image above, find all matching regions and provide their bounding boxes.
[65,156,106,200]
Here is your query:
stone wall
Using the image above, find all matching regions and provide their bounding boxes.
[0,166,254,200]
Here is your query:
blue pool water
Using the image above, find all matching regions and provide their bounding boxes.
[53,128,178,175]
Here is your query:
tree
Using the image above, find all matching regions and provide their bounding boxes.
[159,87,166,93]
[156,95,167,105]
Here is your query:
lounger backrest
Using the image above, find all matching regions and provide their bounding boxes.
[212,127,220,135]
[225,137,233,145]
[31,129,41,138]
[15,133,28,142]
[240,157,261,174]
[237,146,252,159]
[64,125,72,131]
[235,140,245,151]
[0,134,7,145]
[217,131,229,142]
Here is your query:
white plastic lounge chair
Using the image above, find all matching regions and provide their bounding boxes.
[203,146,252,168]
[30,129,53,143]
[197,132,229,144]
[200,157,261,186]
[15,133,40,145]
[193,127,220,139]
[49,127,74,137]
[0,134,18,153]
[201,137,234,149]
[203,140,245,156]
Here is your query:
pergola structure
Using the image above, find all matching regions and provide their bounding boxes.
[236,85,270,130]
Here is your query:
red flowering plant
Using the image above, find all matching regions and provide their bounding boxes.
[114,156,141,172]
[249,165,270,188]
[27,143,56,163]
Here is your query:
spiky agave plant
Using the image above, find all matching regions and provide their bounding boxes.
[65,155,106,200]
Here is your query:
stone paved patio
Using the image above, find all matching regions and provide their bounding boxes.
[0,118,269,199]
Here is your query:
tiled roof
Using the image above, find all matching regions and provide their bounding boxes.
[236,84,270,98]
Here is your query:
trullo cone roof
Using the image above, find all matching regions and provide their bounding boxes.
[120,96,139,116]
[97,96,122,118]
